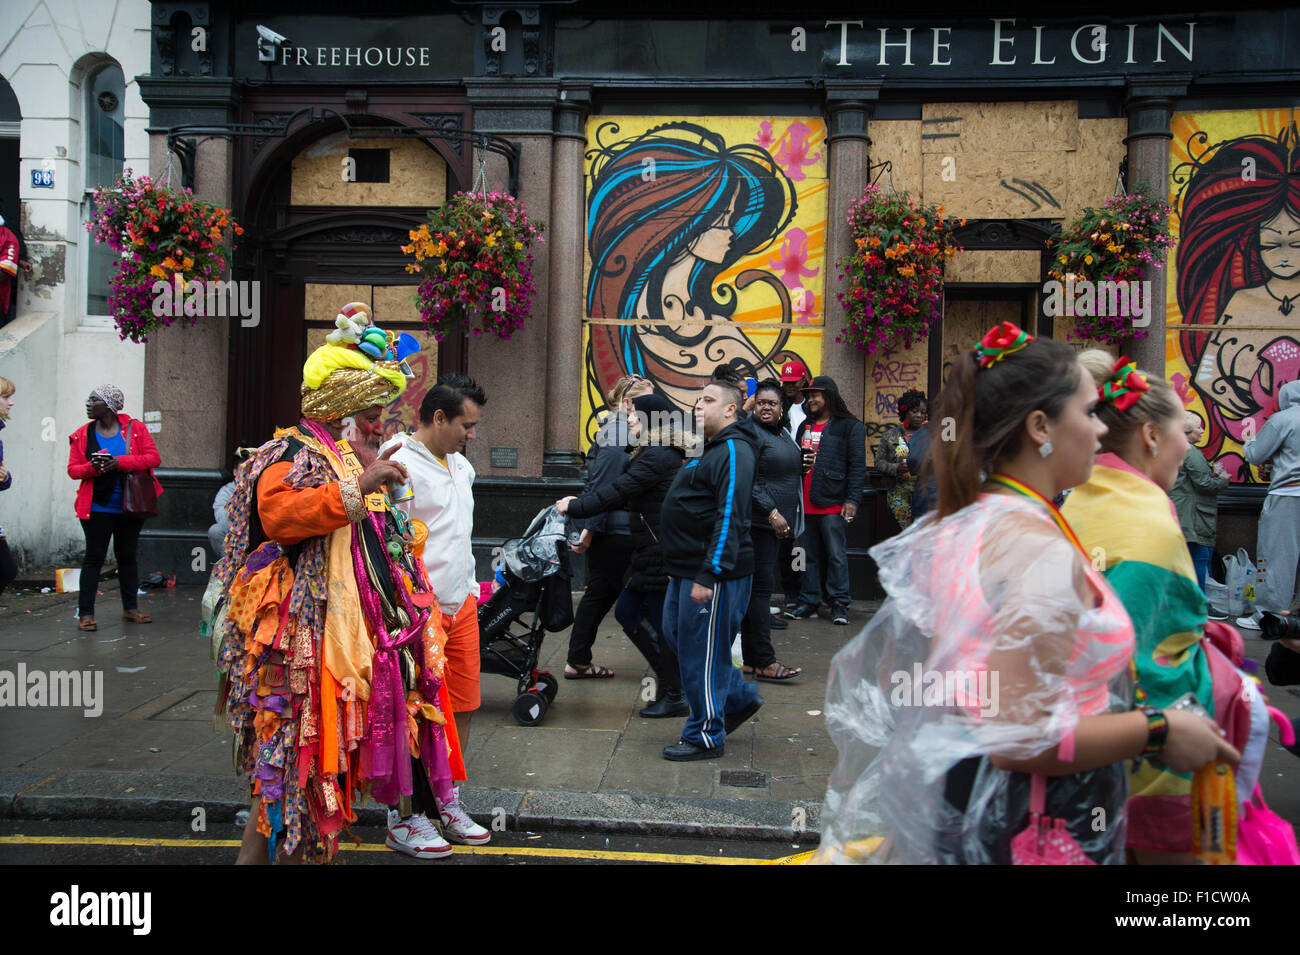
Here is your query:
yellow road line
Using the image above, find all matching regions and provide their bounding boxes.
[0,834,776,865]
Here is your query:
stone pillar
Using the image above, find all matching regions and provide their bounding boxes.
[822,81,880,416]
[542,86,590,477]
[138,77,242,471]
[1123,77,1189,375]
[464,79,558,480]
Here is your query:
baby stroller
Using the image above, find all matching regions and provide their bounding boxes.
[478,505,576,725]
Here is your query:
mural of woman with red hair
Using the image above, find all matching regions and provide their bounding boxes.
[583,121,812,439]
[1174,123,1300,479]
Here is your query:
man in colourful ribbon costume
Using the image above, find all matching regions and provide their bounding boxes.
[214,301,466,863]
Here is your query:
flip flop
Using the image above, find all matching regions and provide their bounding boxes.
[564,663,615,679]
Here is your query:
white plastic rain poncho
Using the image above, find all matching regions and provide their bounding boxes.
[813,492,1137,864]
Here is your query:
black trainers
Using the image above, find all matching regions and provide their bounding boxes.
[785,603,819,620]
[663,739,723,761]
[768,614,788,630]
[724,695,764,734]
[832,604,849,625]
[639,690,689,719]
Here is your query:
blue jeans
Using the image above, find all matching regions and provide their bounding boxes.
[662,575,758,749]
[1187,542,1212,592]
[798,512,851,607]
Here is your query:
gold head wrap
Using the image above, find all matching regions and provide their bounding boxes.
[300,303,412,421]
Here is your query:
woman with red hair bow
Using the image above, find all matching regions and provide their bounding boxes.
[1063,352,1268,863]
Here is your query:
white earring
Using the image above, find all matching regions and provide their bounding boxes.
[1151,444,1159,458]
[1039,441,1054,458]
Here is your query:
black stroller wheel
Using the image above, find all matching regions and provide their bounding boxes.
[536,671,558,703]
[512,690,548,726]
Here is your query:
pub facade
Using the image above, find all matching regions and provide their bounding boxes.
[138,3,1300,593]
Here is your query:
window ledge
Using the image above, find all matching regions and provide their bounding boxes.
[77,316,121,332]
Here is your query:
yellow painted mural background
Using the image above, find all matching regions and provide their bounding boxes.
[580,116,828,448]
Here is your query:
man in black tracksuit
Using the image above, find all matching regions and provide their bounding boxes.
[658,377,763,760]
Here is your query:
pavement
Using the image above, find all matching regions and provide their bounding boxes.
[0,581,859,843]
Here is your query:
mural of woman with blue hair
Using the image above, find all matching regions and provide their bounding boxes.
[584,120,811,439]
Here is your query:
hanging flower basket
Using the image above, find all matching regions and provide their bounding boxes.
[402,190,545,342]
[835,184,962,355]
[1048,188,1173,344]
[85,170,243,343]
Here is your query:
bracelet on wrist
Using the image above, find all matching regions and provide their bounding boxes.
[1140,706,1168,755]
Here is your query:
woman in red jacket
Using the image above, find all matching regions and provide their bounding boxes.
[67,384,162,631]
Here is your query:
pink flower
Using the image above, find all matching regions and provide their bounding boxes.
[790,288,818,324]
[768,227,820,287]
[774,121,823,182]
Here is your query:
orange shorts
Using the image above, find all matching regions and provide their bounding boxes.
[442,594,480,712]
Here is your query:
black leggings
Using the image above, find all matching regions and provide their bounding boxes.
[79,512,144,617]
[0,537,16,596]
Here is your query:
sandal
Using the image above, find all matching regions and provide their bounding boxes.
[564,663,615,679]
[753,661,802,682]
[122,609,152,624]
[78,617,98,632]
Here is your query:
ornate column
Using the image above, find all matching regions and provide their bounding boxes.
[1123,76,1189,374]
[822,81,880,416]
[464,78,558,480]
[542,86,590,477]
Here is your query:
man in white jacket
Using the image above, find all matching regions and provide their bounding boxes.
[380,373,490,848]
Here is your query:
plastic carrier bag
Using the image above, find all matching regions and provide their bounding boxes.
[1221,548,1259,617]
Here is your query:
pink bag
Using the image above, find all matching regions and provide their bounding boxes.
[1011,734,1095,865]
[1237,785,1300,865]
[1011,773,1097,865]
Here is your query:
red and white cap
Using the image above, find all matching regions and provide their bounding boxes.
[779,359,809,383]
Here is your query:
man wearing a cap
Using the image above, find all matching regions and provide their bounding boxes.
[787,375,866,626]
[779,359,811,439]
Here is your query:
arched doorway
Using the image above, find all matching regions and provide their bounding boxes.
[227,119,469,457]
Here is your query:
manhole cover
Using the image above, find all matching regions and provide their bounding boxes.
[719,769,767,788]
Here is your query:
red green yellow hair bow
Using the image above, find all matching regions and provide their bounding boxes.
[1099,356,1149,411]
[974,321,1034,370]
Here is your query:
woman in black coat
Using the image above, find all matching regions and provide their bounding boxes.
[741,380,804,680]
[557,393,696,718]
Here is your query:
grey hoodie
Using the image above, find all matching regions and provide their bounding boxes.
[1244,381,1300,492]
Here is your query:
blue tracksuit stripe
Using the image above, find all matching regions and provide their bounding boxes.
[701,585,719,747]
[711,439,736,575]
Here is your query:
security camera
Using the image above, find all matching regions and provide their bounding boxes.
[256,25,290,62]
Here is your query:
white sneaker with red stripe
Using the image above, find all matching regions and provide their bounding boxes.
[439,788,491,845]
[386,810,453,859]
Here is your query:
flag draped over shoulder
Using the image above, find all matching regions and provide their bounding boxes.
[1063,453,1213,852]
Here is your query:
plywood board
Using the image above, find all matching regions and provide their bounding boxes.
[923,150,1071,220]
[305,284,370,323]
[291,133,446,207]
[947,249,1041,284]
[866,120,923,194]
[920,101,1078,154]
